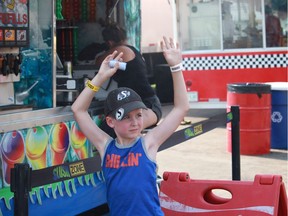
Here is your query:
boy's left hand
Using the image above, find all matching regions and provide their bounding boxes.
[161,36,182,67]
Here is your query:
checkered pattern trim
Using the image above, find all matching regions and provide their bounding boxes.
[183,53,288,71]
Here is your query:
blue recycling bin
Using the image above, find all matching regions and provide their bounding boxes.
[267,82,288,149]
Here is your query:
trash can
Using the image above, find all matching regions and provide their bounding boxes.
[227,83,271,155]
[266,82,288,150]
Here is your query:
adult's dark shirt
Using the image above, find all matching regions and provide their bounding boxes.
[112,45,156,99]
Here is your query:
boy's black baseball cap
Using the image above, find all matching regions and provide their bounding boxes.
[104,87,147,120]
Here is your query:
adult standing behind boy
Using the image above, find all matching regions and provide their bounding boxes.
[72,36,189,215]
[95,24,162,134]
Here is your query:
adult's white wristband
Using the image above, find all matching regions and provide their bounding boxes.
[170,63,183,73]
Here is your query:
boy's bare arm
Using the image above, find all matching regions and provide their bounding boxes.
[145,37,189,158]
[71,51,123,157]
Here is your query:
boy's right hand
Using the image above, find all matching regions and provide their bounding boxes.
[96,51,123,81]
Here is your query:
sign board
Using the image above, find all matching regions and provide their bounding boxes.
[0,0,29,47]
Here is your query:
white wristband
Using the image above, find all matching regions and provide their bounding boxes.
[170,63,183,73]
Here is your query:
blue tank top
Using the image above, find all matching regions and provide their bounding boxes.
[102,137,164,216]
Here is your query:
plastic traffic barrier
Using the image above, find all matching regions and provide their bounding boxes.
[159,172,287,216]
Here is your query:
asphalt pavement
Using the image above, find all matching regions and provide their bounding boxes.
[157,104,288,195]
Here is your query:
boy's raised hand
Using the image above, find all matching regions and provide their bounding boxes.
[97,50,123,80]
[161,36,182,66]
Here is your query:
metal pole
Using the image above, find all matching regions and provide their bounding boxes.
[231,106,241,180]
[10,163,31,216]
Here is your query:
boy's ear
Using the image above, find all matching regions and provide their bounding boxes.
[106,116,115,128]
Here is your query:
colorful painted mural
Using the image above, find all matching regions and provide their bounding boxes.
[0,115,106,216]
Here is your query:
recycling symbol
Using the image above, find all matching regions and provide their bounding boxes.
[271,111,283,123]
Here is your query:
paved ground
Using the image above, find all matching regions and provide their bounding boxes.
[157,105,288,195]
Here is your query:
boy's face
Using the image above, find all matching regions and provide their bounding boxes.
[107,108,144,139]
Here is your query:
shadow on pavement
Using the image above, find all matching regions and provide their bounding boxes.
[254,149,288,161]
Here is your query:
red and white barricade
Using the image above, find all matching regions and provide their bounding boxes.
[159,172,287,216]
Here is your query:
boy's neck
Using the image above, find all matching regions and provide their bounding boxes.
[115,136,139,146]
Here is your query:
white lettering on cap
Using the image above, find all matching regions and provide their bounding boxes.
[116,108,125,120]
[117,90,130,101]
